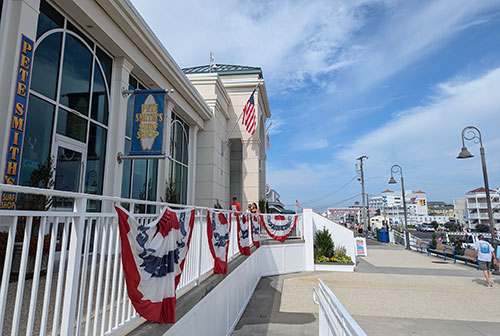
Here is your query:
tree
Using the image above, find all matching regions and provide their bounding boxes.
[475,223,490,232]
[431,221,439,230]
[314,228,334,258]
[444,221,459,231]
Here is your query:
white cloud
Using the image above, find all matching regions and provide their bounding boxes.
[130,0,389,93]
[130,0,500,97]
[295,137,329,151]
[338,67,500,199]
[341,0,500,92]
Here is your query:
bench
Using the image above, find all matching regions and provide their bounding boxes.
[411,240,429,254]
[427,243,455,261]
[454,248,479,270]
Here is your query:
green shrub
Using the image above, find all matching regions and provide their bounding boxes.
[314,228,334,258]
[431,233,437,246]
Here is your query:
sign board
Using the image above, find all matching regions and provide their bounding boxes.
[130,90,166,155]
[355,237,367,256]
[1,35,35,210]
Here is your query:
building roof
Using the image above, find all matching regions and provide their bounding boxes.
[467,187,497,194]
[415,190,426,193]
[382,189,393,193]
[182,64,263,78]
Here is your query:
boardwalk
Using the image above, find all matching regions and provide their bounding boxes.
[234,240,500,336]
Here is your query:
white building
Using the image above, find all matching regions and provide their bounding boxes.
[465,187,500,229]
[369,189,448,226]
[323,208,360,226]
[369,215,385,229]
[0,0,270,212]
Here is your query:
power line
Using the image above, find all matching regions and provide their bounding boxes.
[296,175,358,206]
[314,193,362,211]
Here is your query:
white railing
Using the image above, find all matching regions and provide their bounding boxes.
[393,230,405,246]
[313,279,367,336]
[0,184,304,336]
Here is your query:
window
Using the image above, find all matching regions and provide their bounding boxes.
[168,114,189,204]
[19,0,112,212]
[121,76,158,213]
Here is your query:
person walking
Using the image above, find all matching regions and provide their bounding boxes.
[474,234,498,288]
[230,197,242,212]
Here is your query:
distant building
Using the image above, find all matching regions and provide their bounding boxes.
[427,201,455,217]
[369,215,385,229]
[465,187,500,229]
[369,189,449,226]
[265,184,284,213]
[323,208,360,227]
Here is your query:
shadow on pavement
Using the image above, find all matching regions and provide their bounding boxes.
[233,276,316,332]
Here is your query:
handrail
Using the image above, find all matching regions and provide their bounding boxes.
[0,184,305,335]
[313,279,367,336]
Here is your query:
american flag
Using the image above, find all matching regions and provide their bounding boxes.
[295,200,301,208]
[242,90,257,135]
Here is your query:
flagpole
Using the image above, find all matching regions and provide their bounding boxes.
[221,80,263,154]
[265,121,273,134]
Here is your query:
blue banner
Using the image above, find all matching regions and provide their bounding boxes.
[130,90,166,155]
[1,35,34,210]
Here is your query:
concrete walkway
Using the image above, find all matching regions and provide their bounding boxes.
[233,240,500,335]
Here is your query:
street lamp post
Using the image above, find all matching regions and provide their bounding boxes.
[457,126,497,271]
[388,165,410,250]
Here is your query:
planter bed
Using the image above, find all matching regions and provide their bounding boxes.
[314,262,355,272]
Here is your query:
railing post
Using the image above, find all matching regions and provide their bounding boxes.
[196,209,204,286]
[303,208,314,271]
[60,196,86,335]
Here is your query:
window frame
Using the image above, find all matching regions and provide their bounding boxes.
[21,6,113,202]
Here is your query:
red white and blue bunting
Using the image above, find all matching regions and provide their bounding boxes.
[114,205,195,324]
[260,214,298,242]
[249,213,261,248]
[236,213,251,256]
[207,210,232,274]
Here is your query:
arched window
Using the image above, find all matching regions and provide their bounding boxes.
[168,114,189,204]
[19,0,112,211]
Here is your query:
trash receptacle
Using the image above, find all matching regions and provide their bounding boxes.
[378,230,389,243]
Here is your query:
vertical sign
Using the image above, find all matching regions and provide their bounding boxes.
[1,35,34,210]
[355,237,367,256]
[130,90,165,155]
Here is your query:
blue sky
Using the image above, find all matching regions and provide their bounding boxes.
[131,0,500,212]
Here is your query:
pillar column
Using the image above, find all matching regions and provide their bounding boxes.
[303,208,315,271]
[157,101,174,201]
[0,0,40,180]
[187,125,199,205]
[104,57,133,204]
[241,138,260,206]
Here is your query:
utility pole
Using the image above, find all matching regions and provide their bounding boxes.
[356,156,368,231]
[366,193,371,231]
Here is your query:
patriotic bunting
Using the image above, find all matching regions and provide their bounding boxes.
[114,205,195,324]
[260,214,298,242]
[250,213,261,248]
[236,213,251,256]
[207,210,232,274]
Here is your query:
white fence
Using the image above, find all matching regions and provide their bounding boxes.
[313,279,367,336]
[0,184,303,336]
